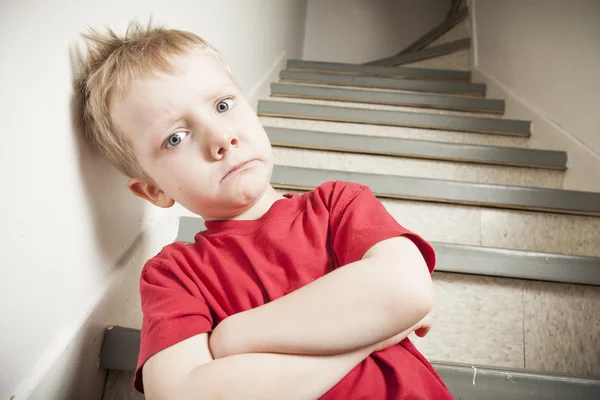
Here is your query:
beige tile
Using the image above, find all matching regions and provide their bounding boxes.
[273,147,458,182]
[411,272,525,368]
[274,185,482,246]
[273,147,564,189]
[380,198,481,246]
[523,281,600,377]
[260,116,531,148]
[273,147,345,171]
[401,50,470,71]
[427,20,470,48]
[453,162,564,189]
[481,209,600,257]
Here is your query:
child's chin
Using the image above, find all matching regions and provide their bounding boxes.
[228,172,268,204]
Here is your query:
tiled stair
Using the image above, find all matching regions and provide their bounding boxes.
[255,7,600,396]
[99,5,600,400]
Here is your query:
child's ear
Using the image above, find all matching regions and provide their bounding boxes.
[127,177,175,208]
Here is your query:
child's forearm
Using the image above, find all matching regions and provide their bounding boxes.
[211,237,433,358]
[176,343,376,400]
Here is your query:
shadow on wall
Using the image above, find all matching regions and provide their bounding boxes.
[68,42,147,267]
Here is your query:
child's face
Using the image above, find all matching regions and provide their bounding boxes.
[110,49,275,220]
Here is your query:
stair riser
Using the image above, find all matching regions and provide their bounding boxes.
[414,272,600,378]
[272,147,564,189]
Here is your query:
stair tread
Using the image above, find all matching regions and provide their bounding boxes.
[176,216,600,286]
[273,147,564,189]
[270,82,502,114]
[286,59,471,81]
[265,126,566,169]
[257,100,531,137]
[367,38,471,67]
[259,116,531,148]
[99,326,600,400]
[270,164,600,216]
[279,69,485,95]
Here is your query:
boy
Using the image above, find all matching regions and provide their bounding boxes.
[77,20,454,399]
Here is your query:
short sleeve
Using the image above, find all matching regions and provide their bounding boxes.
[328,182,436,272]
[133,260,213,393]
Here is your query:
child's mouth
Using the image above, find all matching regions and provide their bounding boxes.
[222,160,257,181]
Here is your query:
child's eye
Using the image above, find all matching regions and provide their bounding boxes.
[165,131,188,149]
[216,98,234,113]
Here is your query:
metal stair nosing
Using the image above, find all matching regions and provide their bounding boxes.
[279,69,486,97]
[263,127,567,170]
[285,59,472,82]
[366,38,471,67]
[270,82,503,115]
[269,165,600,217]
[257,101,531,137]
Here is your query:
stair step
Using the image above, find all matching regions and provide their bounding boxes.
[98,326,600,400]
[279,69,485,96]
[176,216,599,286]
[286,59,471,81]
[434,242,600,286]
[273,147,563,188]
[270,83,503,114]
[400,7,469,54]
[257,101,531,137]
[265,127,566,169]
[270,165,600,217]
[260,117,531,148]
[366,38,471,67]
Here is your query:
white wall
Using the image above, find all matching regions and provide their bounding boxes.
[0,1,307,399]
[303,0,451,64]
[472,0,600,187]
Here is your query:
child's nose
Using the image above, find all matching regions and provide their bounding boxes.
[209,131,238,160]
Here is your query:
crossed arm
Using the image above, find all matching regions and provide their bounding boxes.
[142,236,434,400]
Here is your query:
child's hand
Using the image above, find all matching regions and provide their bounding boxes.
[413,314,432,338]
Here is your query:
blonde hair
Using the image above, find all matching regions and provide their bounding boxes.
[75,19,235,181]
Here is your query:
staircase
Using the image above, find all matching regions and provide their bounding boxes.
[99,4,600,399]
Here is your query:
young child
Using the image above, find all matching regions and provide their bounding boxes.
[77,20,454,400]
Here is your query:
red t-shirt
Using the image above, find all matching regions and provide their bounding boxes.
[134,180,452,399]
